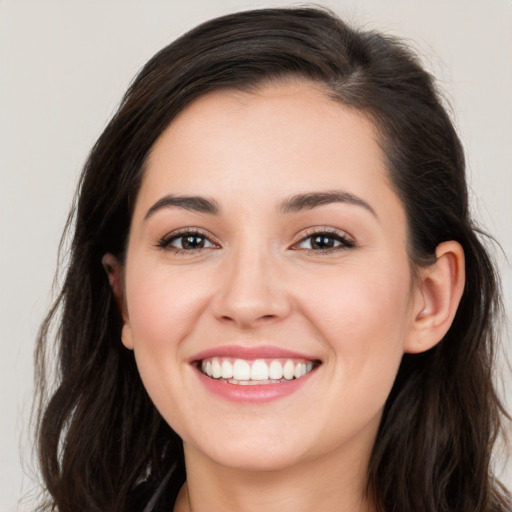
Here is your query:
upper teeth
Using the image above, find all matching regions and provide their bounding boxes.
[200,357,315,382]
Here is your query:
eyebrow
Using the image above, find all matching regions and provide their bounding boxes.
[144,194,220,219]
[144,190,376,220]
[279,191,377,217]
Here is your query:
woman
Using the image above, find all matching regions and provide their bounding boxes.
[34,7,510,511]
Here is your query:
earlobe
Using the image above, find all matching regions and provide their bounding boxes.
[405,241,465,354]
[121,324,134,350]
[102,253,134,350]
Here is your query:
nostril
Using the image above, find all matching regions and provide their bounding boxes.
[220,313,276,322]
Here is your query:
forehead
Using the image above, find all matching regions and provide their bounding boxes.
[138,81,401,223]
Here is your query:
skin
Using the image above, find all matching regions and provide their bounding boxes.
[106,81,465,512]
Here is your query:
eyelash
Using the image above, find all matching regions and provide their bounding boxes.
[156,228,355,254]
[156,229,218,254]
[292,228,355,254]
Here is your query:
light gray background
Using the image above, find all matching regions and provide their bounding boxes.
[1,1,511,510]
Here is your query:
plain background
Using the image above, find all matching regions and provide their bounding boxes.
[1,0,511,510]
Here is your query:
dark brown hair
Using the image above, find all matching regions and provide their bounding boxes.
[35,7,510,511]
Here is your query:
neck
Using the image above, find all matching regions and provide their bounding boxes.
[173,442,375,512]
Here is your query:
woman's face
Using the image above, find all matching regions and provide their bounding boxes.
[121,81,422,472]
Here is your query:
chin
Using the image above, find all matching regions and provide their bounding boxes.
[188,433,312,473]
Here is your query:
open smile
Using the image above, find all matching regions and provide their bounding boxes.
[191,346,321,402]
[199,357,319,385]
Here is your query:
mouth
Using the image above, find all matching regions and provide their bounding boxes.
[197,357,320,385]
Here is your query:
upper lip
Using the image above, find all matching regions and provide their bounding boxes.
[190,345,320,363]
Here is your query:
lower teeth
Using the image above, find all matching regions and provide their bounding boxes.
[204,377,299,385]
[227,378,287,385]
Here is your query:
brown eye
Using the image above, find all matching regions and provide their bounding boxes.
[295,231,354,251]
[179,234,207,249]
[310,234,337,249]
[158,231,217,251]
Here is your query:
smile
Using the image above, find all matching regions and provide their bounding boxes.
[199,357,317,385]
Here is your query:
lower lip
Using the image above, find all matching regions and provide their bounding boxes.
[194,367,316,403]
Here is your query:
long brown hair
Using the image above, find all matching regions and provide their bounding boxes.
[35,7,510,511]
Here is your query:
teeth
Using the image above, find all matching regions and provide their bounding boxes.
[200,356,317,384]
[251,360,269,380]
[221,360,233,379]
[211,358,222,378]
[233,359,251,380]
[283,360,295,380]
[269,360,283,380]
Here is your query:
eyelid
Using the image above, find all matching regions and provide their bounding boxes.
[156,227,220,251]
[290,227,355,251]
[155,226,355,253]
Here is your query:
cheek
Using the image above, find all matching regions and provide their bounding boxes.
[123,261,214,432]
[302,257,411,337]
[297,257,412,392]
[125,261,209,351]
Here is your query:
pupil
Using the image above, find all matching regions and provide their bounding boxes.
[312,235,334,249]
[183,235,204,249]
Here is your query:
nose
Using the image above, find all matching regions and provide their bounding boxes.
[211,244,292,330]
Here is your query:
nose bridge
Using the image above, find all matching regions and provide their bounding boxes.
[213,234,290,327]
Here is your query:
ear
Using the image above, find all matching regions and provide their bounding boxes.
[102,253,134,350]
[405,241,465,354]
